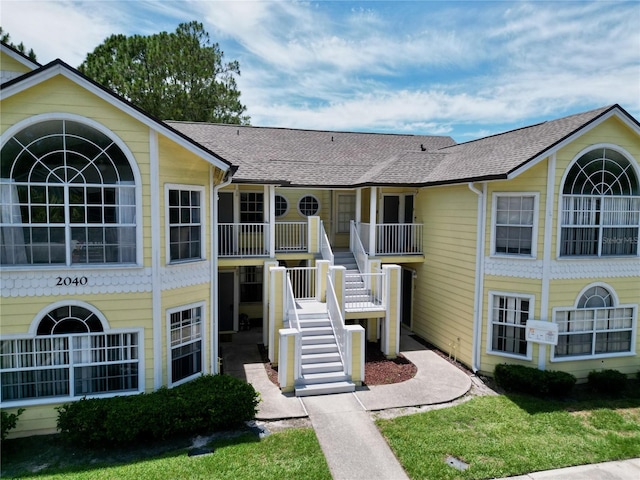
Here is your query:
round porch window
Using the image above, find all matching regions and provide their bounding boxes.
[298,195,319,216]
[274,194,288,217]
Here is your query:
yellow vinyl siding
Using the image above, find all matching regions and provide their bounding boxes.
[413,184,477,366]
[0,51,35,75]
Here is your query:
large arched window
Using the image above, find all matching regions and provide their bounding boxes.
[560,147,640,256]
[0,303,141,403]
[553,285,635,359]
[0,119,136,266]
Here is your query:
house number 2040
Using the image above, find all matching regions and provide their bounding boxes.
[56,276,88,286]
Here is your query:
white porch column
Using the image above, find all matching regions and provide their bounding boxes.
[267,185,275,257]
[355,188,362,224]
[369,186,377,256]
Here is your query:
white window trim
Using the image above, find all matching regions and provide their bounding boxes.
[298,194,320,217]
[486,291,535,360]
[164,184,206,265]
[166,301,206,387]
[490,192,539,259]
[555,143,640,260]
[0,327,145,408]
[550,282,637,362]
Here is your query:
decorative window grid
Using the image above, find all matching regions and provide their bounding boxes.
[299,195,319,217]
[240,192,263,223]
[493,194,536,256]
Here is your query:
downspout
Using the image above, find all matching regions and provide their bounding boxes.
[211,167,233,374]
[468,182,486,373]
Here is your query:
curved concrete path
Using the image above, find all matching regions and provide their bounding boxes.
[222,327,471,479]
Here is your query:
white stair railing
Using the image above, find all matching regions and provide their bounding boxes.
[350,221,367,273]
[326,275,347,370]
[320,221,334,264]
[284,276,302,382]
[344,271,386,310]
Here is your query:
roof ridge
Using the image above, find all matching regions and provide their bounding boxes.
[166,120,452,139]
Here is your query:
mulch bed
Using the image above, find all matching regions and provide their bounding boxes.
[259,342,417,387]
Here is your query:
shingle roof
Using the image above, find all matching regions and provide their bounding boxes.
[168,105,637,188]
[165,122,455,186]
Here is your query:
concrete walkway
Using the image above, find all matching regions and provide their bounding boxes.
[220,327,639,480]
[303,393,409,479]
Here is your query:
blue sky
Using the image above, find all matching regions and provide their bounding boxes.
[3,1,639,141]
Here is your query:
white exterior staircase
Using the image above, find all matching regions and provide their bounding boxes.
[295,309,355,397]
[334,251,378,307]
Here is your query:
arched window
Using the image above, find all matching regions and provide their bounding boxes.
[560,147,639,256]
[0,119,136,265]
[554,285,635,359]
[0,303,141,403]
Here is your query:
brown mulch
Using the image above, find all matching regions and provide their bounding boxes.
[259,342,417,387]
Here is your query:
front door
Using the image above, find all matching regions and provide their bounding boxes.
[218,271,235,332]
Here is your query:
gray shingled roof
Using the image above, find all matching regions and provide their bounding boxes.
[167,105,630,187]
[165,122,455,186]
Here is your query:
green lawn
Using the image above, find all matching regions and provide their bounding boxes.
[377,393,640,480]
[4,388,640,479]
[1,428,331,480]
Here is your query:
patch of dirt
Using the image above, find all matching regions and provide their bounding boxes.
[259,342,417,386]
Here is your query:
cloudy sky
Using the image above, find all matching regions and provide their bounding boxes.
[2,0,639,140]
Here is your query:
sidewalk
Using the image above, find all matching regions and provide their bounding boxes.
[221,328,639,480]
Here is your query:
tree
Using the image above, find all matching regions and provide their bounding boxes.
[79,21,249,124]
[0,27,37,61]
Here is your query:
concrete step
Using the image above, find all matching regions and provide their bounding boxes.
[300,371,349,385]
[301,334,336,345]
[301,351,341,364]
[301,361,344,374]
[295,380,355,397]
[301,343,338,355]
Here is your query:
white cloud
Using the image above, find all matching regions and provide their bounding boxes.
[2,0,638,139]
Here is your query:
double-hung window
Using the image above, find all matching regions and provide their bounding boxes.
[560,147,639,257]
[168,304,203,385]
[167,186,203,262]
[492,193,537,257]
[553,285,635,360]
[488,293,533,358]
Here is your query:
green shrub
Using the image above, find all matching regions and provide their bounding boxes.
[1,408,25,440]
[57,375,259,447]
[494,364,576,397]
[588,369,627,395]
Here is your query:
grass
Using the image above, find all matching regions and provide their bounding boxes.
[3,381,639,479]
[1,427,331,479]
[377,388,640,480]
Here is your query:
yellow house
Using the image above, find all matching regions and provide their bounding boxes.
[170,106,639,387]
[1,44,233,436]
[2,40,639,437]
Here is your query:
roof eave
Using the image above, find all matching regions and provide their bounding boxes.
[1,59,235,174]
[507,104,639,179]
